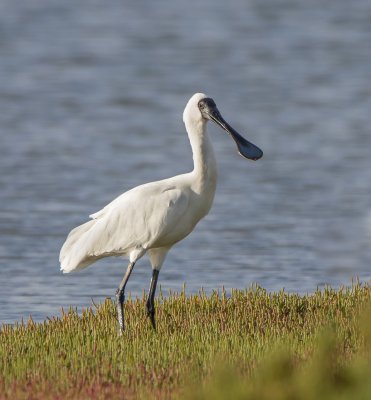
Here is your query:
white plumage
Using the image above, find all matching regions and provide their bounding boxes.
[59,92,262,331]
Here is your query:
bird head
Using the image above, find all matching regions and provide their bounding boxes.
[183,93,263,161]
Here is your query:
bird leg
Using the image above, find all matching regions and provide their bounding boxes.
[116,261,135,333]
[146,269,160,330]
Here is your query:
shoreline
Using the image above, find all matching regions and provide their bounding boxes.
[1,283,370,399]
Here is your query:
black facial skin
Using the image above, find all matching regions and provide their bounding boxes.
[198,98,263,161]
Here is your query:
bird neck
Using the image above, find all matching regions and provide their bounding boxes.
[186,119,217,193]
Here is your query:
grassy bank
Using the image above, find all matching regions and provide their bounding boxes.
[1,283,371,399]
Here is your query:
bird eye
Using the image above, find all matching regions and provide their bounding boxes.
[199,101,205,110]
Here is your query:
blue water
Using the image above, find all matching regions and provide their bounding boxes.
[1,0,371,323]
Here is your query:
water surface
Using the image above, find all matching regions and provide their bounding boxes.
[1,0,371,323]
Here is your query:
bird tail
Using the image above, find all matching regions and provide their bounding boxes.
[59,219,98,273]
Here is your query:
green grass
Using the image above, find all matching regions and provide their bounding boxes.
[1,283,371,399]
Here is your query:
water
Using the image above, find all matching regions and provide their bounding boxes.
[1,0,371,323]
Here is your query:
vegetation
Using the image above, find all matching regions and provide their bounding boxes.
[1,283,371,399]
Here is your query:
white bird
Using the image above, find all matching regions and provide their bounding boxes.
[59,93,263,332]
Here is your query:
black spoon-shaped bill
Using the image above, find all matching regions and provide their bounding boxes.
[222,119,263,161]
[199,98,263,161]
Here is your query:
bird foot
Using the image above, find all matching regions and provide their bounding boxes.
[148,312,156,330]
[116,289,125,333]
[146,304,156,330]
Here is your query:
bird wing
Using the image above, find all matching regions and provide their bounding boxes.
[82,179,191,258]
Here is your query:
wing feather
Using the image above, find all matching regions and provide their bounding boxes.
[60,179,191,272]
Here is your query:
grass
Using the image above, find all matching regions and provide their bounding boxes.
[1,283,371,399]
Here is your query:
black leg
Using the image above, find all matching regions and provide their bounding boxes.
[146,269,160,330]
[116,261,135,333]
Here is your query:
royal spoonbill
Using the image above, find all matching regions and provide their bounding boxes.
[59,93,263,332]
